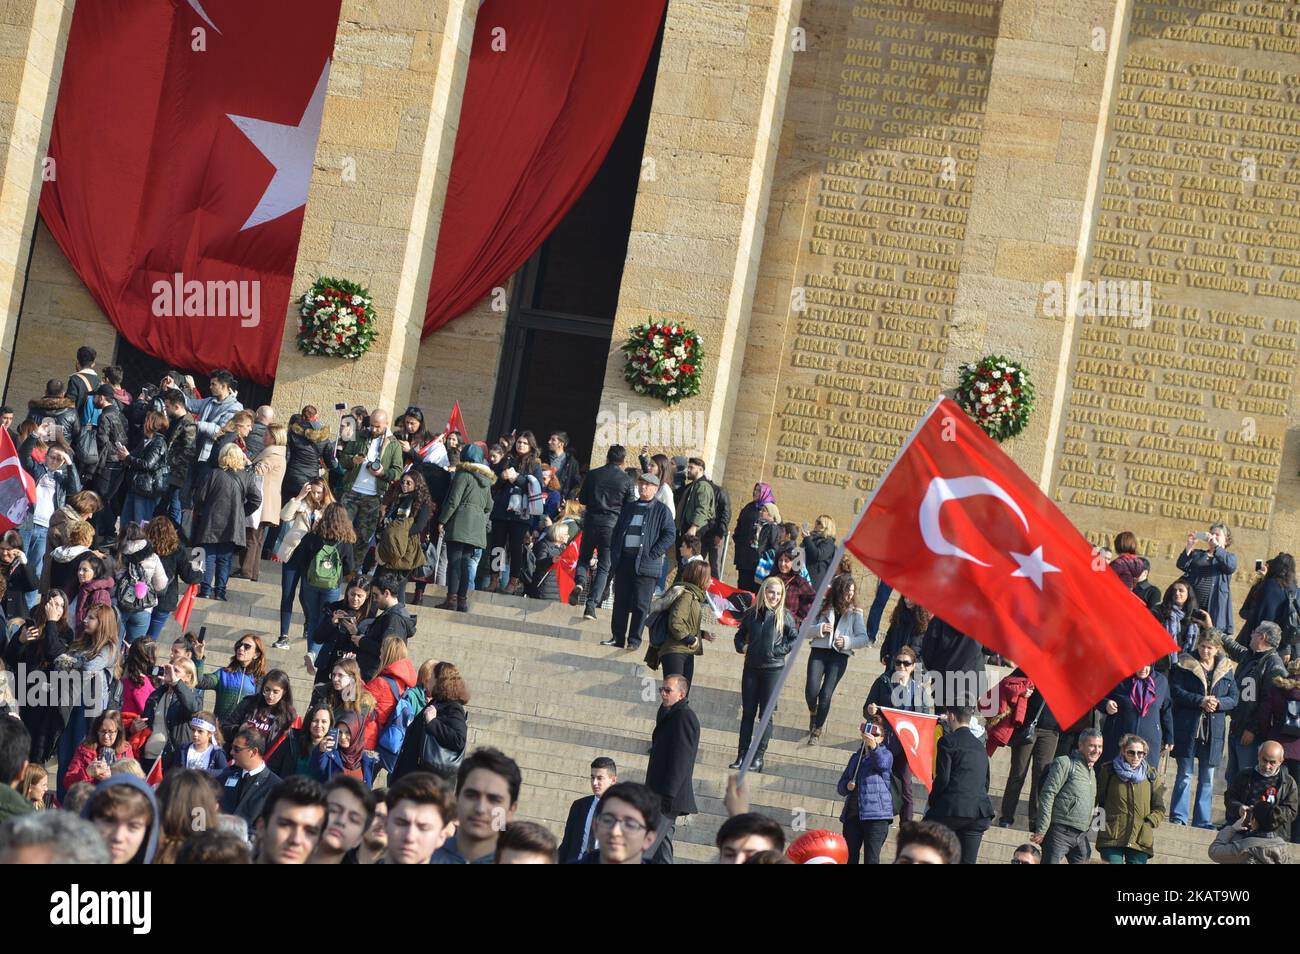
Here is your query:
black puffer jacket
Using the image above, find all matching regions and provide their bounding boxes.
[734,605,798,670]
[284,415,335,498]
[524,538,565,601]
[92,403,130,478]
[802,533,837,585]
[193,468,261,546]
[165,414,198,490]
[24,396,79,441]
[125,433,168,497]
[392,698,468,782]
[140,681,201,763]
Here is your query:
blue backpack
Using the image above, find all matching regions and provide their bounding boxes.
[378,678,419,773]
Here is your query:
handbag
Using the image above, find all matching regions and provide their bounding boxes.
[1009,692,1045,747]
[415,707,466,780]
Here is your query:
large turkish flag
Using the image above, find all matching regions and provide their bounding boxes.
[40,0,342,384]
[845,399,1176,728]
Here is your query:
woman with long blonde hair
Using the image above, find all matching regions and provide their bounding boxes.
[730,575,796,774]
[192,441,262,600]
[53,602,120,798]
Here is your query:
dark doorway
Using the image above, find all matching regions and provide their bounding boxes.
[114,336,273,409]
[488,12,664,465]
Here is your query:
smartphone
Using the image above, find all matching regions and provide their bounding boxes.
[150,665,164,679]
[334,402,347,411]
[1256,559,1266,573]
[1194,531,1210,541]
[327,728,340,745]
[197,626,207,644]
[868,724,882,738]
[340,415,356,442]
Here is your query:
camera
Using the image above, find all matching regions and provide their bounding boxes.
[150,665,164,679]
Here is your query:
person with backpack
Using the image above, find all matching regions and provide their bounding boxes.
[83,384,130,542]
[644,560,713,685]
[1225,619,1289,783]
[391,661,469,782]
[363,636,418,752]
[1248,658,1300,842]
[274,479,335,651]
[289,502,357,651]
[1239,553,1299,658]
[192,442,261,600]
[1094,732,1167,864]
[375,470,433,601]
[732,483,777,593]
[114,525,169,641]
[65,346,100,411]
[120,410,169,528]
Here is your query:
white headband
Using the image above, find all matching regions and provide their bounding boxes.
[190,718,217,734]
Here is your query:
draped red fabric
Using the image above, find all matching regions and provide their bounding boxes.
[423,0,666,336]
[39,0,342,385]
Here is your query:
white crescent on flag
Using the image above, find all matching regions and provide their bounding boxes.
[895,719,920,756]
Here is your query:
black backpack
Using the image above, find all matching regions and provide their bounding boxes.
[75,421,99,472]
[1280,589,1300,650]
[704,479,731,541]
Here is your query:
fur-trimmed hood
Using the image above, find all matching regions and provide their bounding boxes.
[289,416,333,442]
[28,396,75,413]
[1271,675,1300,694]
[1177,652,1235,689]
[455,461,495,482]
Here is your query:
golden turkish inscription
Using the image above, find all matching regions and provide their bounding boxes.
[1053,0,1300,565]
[771,0,998,507]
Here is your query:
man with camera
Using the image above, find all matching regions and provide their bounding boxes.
[1176,524,1237,636]
[339,408,402,558]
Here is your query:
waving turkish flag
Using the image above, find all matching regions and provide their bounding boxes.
[879,708,940,791]
[0,429,37,533]
[40,0,342,384]
[846,399,1176,728]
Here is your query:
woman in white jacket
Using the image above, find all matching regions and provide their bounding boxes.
[804,573,870,744]
[115,525,170,642]
[274,479,333,650]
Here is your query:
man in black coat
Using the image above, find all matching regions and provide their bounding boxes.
[573,444,636,621]
[557,756,618,864]
[600,473,674,650]
[218,729,282,828]
[923,706,994,864]
[88,384,130,541]
[920,616,987,708]
[642,676,699,865]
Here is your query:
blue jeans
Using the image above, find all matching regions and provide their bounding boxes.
[122,609,152,643]
[467,547,481,593]
[165,487,183,525]
[25,524,48,586]
[866,580,893,643]
[300,582,341,654]
[1172,756,1215,827]
[121,492,158,527]
[1227,737,1259,786]
[146,608,171,638]
[280,565,302,637]
[203,541,235,592]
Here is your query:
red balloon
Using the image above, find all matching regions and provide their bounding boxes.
[786,830,849,865]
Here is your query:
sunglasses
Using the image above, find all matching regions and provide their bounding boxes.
[893,659,913,668]
[236,643,255,651]
[1124,749,1146,756]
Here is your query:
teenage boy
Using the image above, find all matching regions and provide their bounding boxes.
[311,776,376,864]
[383,772,457,865]
[495,822,559,864]
[255,776,328,864]
[558,756,617,863]
[574,782,660,864]
[431,747,521,864]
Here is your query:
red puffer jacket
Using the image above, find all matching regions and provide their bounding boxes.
[362,657,418,750]
[985,672,1035,755]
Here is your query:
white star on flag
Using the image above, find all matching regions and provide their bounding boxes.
[186,0,221,34]
[1009,547,1060,590]
[227,61,330,231]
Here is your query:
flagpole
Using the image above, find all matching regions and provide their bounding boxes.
[736,396,947,783]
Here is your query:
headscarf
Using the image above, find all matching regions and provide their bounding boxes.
[753,483,775,507]
[336,711,365,772]
[461,443,485,465]
[1129,671,1157,718]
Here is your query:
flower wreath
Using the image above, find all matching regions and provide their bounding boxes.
[619,321,704,406]
[297,277,378,359]
[954,356,1035,442]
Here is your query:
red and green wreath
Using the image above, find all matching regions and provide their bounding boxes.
[620,321,704,406]
[954,356,1035,442]
[297,277,378,359]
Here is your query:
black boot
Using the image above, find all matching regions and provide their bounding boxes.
[198,584,211,599]
[456,596,469,613]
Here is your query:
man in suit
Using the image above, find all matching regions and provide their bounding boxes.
[923,706,994,864]
[219,729,282,828]
[600,473,675,650]
[643,675,700,864]
[558,756,618,864]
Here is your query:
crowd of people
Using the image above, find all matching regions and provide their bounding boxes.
[0,347,1295,865]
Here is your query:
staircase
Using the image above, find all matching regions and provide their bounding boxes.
[190,565,1220,864]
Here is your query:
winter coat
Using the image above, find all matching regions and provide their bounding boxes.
[118,539,169,598]
[196,666,260,738]
[139,681,201,763]
[808,605,870,655]
[245,422,268,460]
[439,462,494,548]
[676,478,715,534]
[881,608,927,664]
[838,742,895,822]
[90,403,130,479]
[864,671,933,716]
[803,533,837,586]
[1208,825,1292,864]
[544,450,583,501]
[920,616,985,705]
[1035,752,1097,834]
[0,557,39,621]
[283,415,335,497]
[277,499,324,562]
[1224,766,1298,837]
[45,543,89,596]
[734,605,798,671]
[1222,639,1287,739]
[1170,654,1238,765]
[63,740,137,788]
[193,467,261,547]
[489,456,544,523]
[731,501,768,573]
[1252,674,1300,762]
[252,445,286,524]
[645,698,700,817]
[610,498,675,580]
[523,537,565,601]
[164,414,198,490]
[354,602,415,681]
[985,671,1035,753]
[155,546,202,614]
[926,725,994,822]
[775,570,814,625]
[1095,760,1166,856]
[392,698,468,781]
[21,452,81,526]
[1240,577,1297,651]
[24,395,79,441]
[187,390,243,462]
[1110,553,1145,591]
[1100,673,1174,761]
[1176,546,1237,634]
[73,577,115,634]
[123,433,168,497]
[578,463,635,519]
[339,432,404,498]
[363,656,419,750]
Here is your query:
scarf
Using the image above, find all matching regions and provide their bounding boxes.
[753,482,775,507]
[1112,755,1149,783]
[336,711,365,772]
[1129,674,1157,718]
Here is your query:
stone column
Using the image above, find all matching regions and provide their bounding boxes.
[271,0,478,421]
[0,0,76,399]
[941,0,1132,484]
[591,0,803,478]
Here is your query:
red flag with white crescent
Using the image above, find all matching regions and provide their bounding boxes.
[845,398,1176,728]
[706,577,753,627]
[879,708,940,791]
[557,533,581,605]
[446,402,468,440]
[0,429,37,533]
